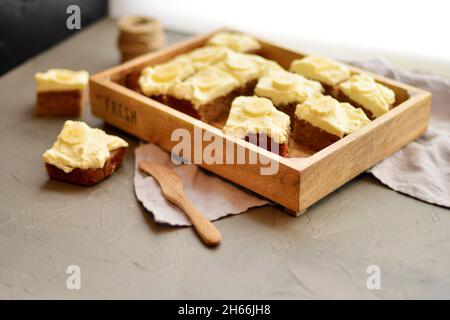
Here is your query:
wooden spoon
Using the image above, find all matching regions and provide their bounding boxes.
[139,160,222,246]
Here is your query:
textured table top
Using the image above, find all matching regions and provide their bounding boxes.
[0,18,448,299]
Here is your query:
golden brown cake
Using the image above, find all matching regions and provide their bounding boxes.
[35,69,89,117]
[289,56,350,97]
[167,66,241,122]
[223,96,291,157]
[338,74,396,119]
[43,121,128,185]
[207,32,261,53]
[254,70,323,121]
[293,95,370,150]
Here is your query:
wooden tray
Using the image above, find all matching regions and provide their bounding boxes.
[89,29,432,214]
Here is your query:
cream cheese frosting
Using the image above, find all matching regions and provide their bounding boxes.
[223,96,290,144]
[339,74,396,118]
[138,58,195,96]
[295,95,370,138]
[169,66,240,107]
[35,69,89,92]
[42,121,128,173]
[290,56,350,86]
[251,55,285,75]
[217,52,264,85]
[255,70,323,105]
[207,32,261,53]
[183,46,230,71]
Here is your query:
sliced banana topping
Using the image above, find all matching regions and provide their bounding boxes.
[207,32,261,53]
[308,56,333,70]
[309,96,336,116]
[152,63,181,82]
[190,47,225,63]
[59,122,88,144]
[243,97,272,117]
[272,72,295,91]
[194,70,222,90]
[226,53,254,71]
[255,71,323,106]
[352,75,378,93]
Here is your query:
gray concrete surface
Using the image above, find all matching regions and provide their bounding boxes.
[0,18,449,299]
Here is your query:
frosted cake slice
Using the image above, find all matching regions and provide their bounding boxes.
[223,96,291,157]
[35,69,89,117]
[167,65,241,122]
[290,56,350,97]
[338,74,396,119]
[293,95,370,150]
[254,70,323,121]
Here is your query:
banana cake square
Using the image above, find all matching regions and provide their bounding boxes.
[290,56,350,98]
[293,95,370,151]
[338,74,396,119]
[223,96,291,157]
[35,69,89,117]
[166,65,241,122]
[43,121,128,186]
[254,69,323,122]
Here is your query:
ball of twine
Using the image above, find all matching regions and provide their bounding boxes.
[117,16,166,62]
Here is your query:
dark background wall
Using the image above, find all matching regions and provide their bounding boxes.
[0,0,107,75]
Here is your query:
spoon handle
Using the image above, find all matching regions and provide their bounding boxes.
[177,197,222,246]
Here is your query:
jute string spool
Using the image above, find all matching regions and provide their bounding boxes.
[117,16,166,62]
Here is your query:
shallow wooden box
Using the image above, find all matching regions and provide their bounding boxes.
[90,29,431,214]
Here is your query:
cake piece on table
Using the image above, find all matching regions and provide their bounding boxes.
[293,95,370,151]
[167,65,240,122]
[207,32,261,53]
[289,56,350,97]
[35,69,89,117]
[223,96,290,157]
[338,74,396,119]
[254,70,323,121]
[138,57,195,103]
[43,121,128,186]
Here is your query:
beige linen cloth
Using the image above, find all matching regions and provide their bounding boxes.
[349,59,449,208]
[135,59,449,226]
